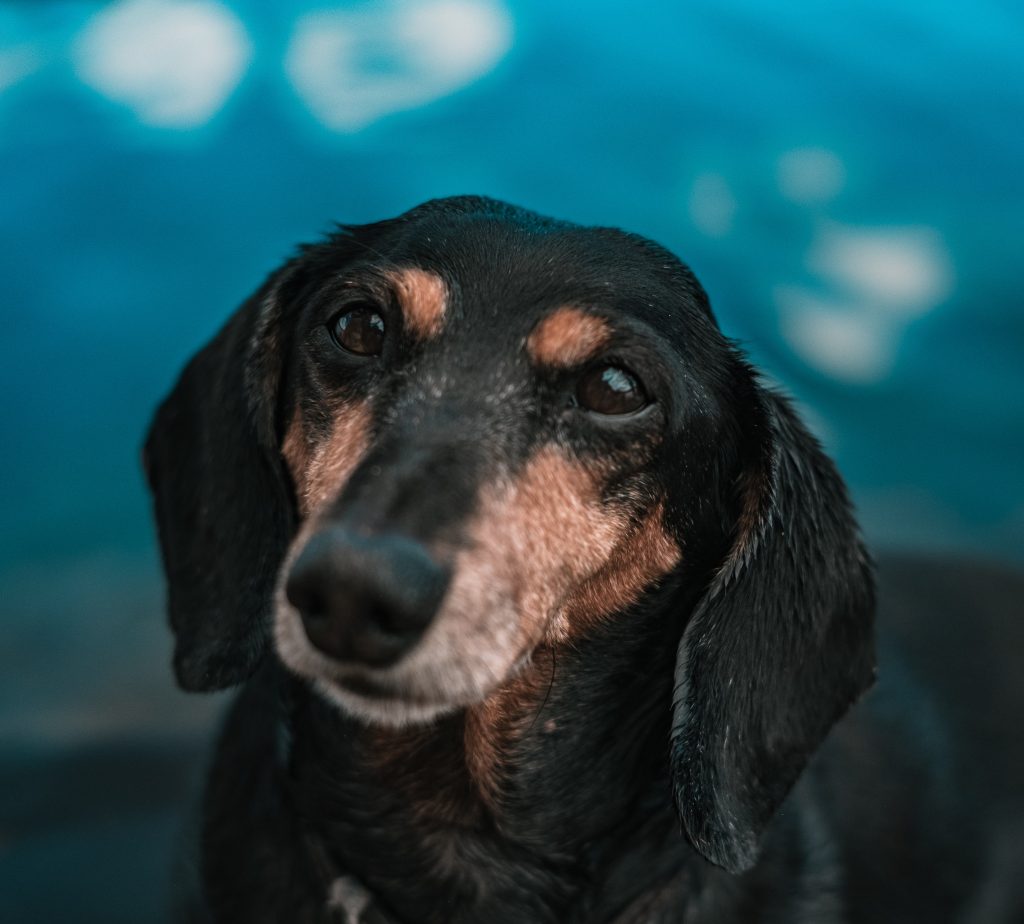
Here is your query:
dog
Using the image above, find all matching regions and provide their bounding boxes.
[144,196,1024,922]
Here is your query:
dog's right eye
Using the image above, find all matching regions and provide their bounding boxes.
[329,305,386,356]
[575,363,649,416]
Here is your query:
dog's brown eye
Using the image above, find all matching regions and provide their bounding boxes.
[576,364,649,415]
[330,305,385,356]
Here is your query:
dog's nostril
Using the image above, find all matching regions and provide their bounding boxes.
[285,569,327,621]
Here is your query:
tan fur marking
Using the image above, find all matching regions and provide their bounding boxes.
[455,450,616,799]
[281,415,310,490]
[558,501,680,635]
[282,401,372,517]
[464,650,556,803]
[463,705,501,800]
[387,267,448,340]
[526,307,611,368]
[457,450,679,800]
[460,449,622,648]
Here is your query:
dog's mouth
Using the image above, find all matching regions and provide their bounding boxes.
[286,638,539,729]
[279,644,519,728]
[310,671,467,727]
[332,670,454,709]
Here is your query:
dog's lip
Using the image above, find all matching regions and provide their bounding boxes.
[329,671,451,710]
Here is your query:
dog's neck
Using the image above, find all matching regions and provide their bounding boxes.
[278,593,704,924]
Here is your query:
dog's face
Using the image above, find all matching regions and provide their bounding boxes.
[145,196,875,874]
[268,212,728,725]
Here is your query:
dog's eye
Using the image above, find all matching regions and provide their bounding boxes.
[330,305,386,356]
[575,364,649,415]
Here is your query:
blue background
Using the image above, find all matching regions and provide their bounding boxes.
[1,1,1022,919]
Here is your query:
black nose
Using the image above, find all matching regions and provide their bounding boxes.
[285,528,448,667]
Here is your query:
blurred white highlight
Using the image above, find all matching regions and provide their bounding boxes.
[777,147,846,204]
[810,224,953,310]
[777,224,954,383]
[688,172,737,238]
[72,0,252,129]
[775,286,897,383]
[285,0,513,132]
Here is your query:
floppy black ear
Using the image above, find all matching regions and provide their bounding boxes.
[143,267,299,692]
[669,375,876,874]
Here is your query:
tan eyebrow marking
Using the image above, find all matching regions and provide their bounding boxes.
[526,307,611,368]
[387,268,448,339]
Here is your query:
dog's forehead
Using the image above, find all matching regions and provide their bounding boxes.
[374,214,693,340]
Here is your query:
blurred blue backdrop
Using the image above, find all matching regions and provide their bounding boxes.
[1,1,1022,920]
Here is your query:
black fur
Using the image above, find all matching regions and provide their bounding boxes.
[145,197,1023,922]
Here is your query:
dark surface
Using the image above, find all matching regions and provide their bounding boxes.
[0,737,210,924]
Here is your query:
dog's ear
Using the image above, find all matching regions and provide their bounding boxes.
[669,371,876,874]
[143,264,303,692]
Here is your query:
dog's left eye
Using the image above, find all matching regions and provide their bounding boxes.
[329,305,386,356]
[576,364,649,415]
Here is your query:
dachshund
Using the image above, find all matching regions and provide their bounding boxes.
[144,196,1024,922]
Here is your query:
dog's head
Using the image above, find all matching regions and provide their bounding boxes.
[144,196,874,873]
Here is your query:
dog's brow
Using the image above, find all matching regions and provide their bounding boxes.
[387,268,448,340]
[527,307,610,368]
